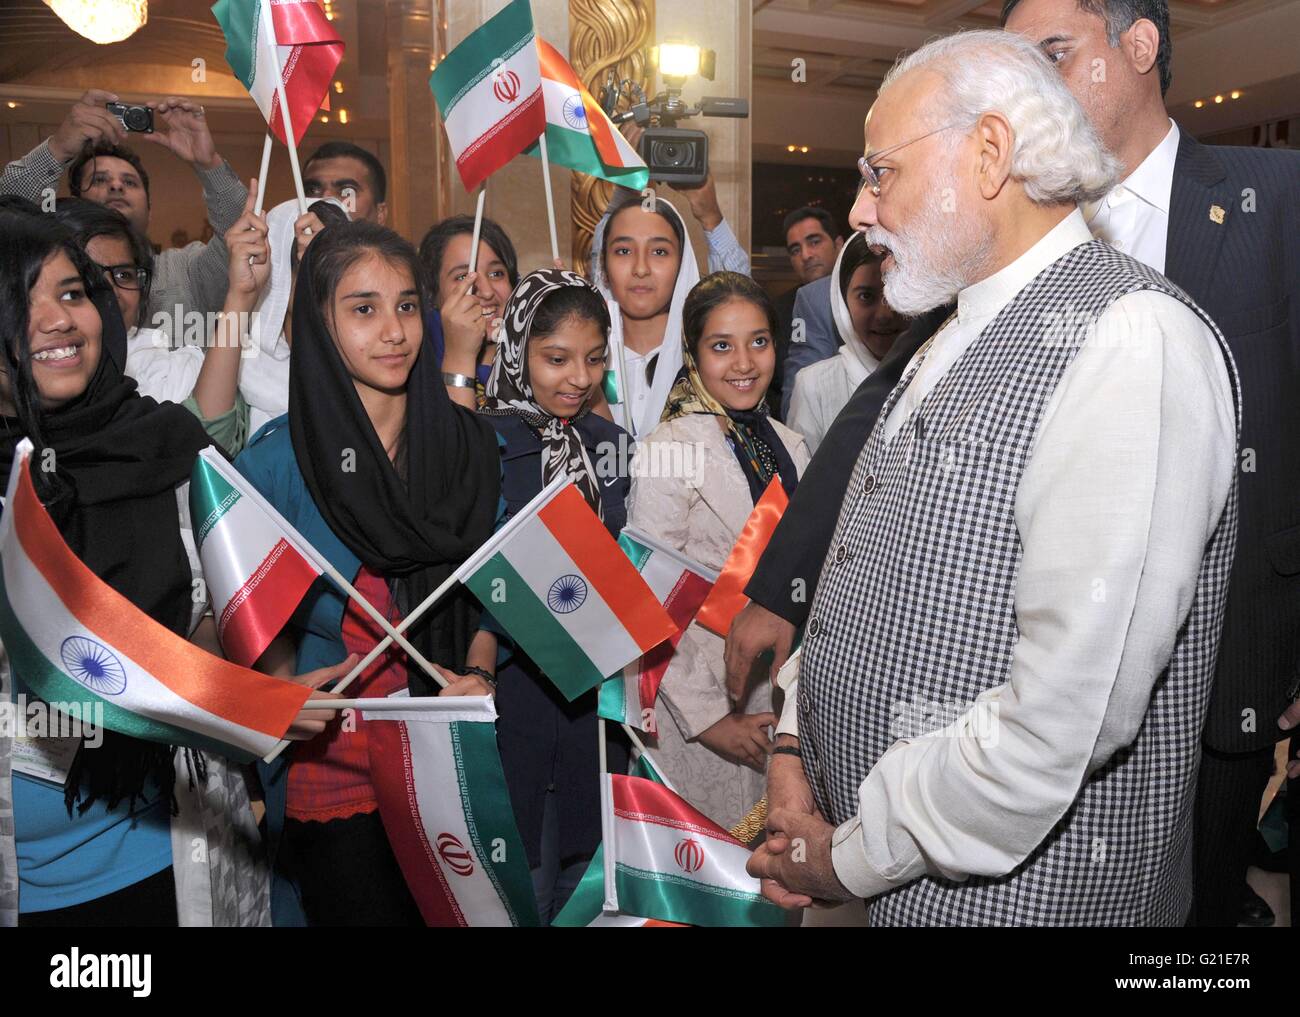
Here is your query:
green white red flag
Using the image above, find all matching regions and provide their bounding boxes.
[189,447,323,668]
[211,0,343,147]
[363,694,539,927]
[429,0,546,192]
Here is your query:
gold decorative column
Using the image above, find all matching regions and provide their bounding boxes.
[568,0,654,276]
[386,0,438,242]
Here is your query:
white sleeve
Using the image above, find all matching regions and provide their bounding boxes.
[829,291,1236,898]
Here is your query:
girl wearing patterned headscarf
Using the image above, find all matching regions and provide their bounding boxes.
[625,271,810,830]
[478,268,633,923]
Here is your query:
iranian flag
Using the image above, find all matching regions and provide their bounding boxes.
[461,479,676,701]
[211,0,344,147]
[523,37,648,190]
[189,447,322,668]
[554,757,783,927]
[429,0,546,192]
[599,528,715,732]
[694,478,789,637]
[363,694,539,927]
[0,441,311,761]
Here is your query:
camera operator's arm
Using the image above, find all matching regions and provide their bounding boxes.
[621,123,752,277]
[1,89,125,204]
[143,98,249,328]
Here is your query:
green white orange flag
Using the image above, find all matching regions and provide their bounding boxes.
[694,478,789,637]
[554,756,782,927]
[363,694,539,927]
[524,37,649,190]
[429,0,546,192]
[599,528,715,732]
[189,447,323,669]
[0,441,311,762]
[461,480,676,701]
[211,0,343,146]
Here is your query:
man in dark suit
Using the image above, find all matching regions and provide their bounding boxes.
[726,0,1300,926]
[767,207,843,418]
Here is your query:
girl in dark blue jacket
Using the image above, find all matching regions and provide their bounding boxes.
[478,269,632,923]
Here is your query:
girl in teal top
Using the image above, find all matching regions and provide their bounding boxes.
[235,220,501,925]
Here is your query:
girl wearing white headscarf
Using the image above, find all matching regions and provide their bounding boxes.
[785,233,905,453]
[589,191,700,441]
[186,195,349,453]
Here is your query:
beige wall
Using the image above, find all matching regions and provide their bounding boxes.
[445,0,751,277]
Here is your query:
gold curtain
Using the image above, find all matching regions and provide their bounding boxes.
[568,0,654,277]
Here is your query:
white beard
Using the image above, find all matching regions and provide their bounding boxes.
[866,181,994,316]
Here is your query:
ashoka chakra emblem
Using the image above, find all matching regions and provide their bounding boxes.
[562,94,587,130]
[60,636,127,696]
[547,574,588,614]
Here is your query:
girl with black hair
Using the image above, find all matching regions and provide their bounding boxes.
[0,211,334,927]
[786,233,906,453]
[418,214,520,410]
[626,271,810,829]
[590,190,701,440]
[478,268,632,923]
[235,219,502,926]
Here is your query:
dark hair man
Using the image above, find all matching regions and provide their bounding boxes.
[302,141,389,225]
[767,207,845,417]
[1,88,249,349]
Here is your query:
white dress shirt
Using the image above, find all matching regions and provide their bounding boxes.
[778,208,1236,898]
[1084,119,1179,274]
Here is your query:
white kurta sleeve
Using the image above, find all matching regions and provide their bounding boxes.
[830,292,1236,898]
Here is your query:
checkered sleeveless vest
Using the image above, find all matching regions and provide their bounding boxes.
[797,240,1240,926]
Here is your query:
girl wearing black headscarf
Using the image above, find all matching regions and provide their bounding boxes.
[234,220,501,926]
[477,268,633,924]
[0,211,284,927]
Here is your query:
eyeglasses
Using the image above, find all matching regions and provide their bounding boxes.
[857,122,965,197]
[97,263,150,291]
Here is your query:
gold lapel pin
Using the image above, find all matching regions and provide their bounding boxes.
[1209,204,1226,224]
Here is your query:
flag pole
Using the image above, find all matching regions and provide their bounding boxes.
[599,716,619,912]
[263,474,572,764]
[258,0,309,215]
[538,134,560,264]
[254,132,273,215]
[467,183,487,273]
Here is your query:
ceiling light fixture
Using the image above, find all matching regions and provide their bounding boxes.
[42,0,147,45]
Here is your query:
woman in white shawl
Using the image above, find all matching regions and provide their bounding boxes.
[785,233,905,453]
[589,191,701,441]
[185,194,350,454]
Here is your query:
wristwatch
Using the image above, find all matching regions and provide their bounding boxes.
[442,371,475,389]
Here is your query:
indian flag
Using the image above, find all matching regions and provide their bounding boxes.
[599,528,715,732]
[0,441,311,761]
[429,0,546,192]
[694,478,790,637]
[190,447,323,668]
[212,0,344,147]
[524,37,648,190]
[462,479,676,701]
[363,694,539,927]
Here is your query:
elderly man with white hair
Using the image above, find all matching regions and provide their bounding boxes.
[748,29,1240,926]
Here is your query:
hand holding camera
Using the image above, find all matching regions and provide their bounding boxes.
[47,89,127,163]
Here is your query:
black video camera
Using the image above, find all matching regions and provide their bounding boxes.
[600,55,748,187]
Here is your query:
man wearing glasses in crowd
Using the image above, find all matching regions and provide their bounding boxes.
[1,88,248,348]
